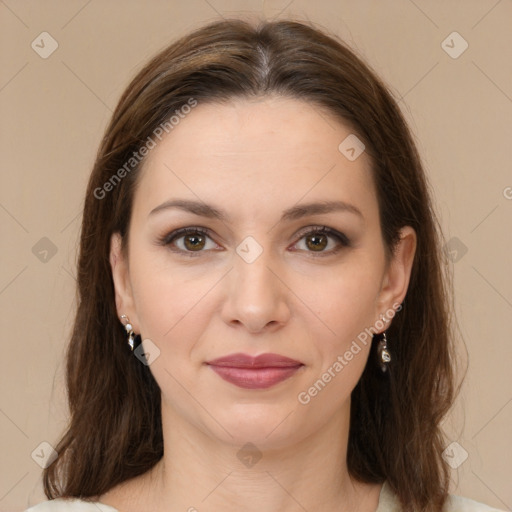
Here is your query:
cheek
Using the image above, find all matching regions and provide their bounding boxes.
[133,272,216,340]
[296,268,380,409]
[300,259,383,345]
[129,263,218,407]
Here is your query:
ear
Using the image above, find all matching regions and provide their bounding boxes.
[110,232,140,332]
[375,226,417,328]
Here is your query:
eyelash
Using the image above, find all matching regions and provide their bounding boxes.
[157,226,351,258]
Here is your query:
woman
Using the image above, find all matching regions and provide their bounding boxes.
[26,18,503,512]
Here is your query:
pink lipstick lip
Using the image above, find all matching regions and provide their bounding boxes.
[206,352,303,368]
[205,353,304,389]
[208,365,303,389]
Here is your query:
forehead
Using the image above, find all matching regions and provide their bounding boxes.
[144,96,365,163]
[133,96,378,221]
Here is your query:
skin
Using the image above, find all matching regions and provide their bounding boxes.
[102,96,416,512]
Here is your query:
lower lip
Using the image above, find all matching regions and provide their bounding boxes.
[208,365,303,389]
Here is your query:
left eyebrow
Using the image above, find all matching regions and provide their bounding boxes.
[280,200,364,222]
[148,199,364,222]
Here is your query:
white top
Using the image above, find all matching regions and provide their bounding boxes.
[25,481,505,511]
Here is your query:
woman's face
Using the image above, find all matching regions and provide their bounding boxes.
[110,96,415,449]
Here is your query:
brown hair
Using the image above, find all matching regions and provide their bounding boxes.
[44,18,462,512]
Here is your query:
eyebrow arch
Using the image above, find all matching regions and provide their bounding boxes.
[149,199,363,222]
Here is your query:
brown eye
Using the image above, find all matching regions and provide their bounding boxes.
[160,227,219,255]
[305,233,328,251]
[183,233,206,251]
[292,226,351,256]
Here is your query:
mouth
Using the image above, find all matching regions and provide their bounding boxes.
[205,352,304,390]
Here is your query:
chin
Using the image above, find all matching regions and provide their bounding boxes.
[199,403,313,451]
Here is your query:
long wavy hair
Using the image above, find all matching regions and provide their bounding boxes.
[43,18,462,512]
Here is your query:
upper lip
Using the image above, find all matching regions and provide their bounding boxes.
[206,352,303,368]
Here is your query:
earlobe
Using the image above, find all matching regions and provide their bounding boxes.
[377,226,417,317]
[109,232,138,329]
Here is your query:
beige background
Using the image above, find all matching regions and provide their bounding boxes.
[1,1,511,511]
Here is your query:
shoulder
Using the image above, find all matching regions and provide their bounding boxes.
[25,498,119,512]
[378,482,505,512]
[444,493,506,512]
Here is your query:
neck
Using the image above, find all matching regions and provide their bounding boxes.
[135,398,383,512]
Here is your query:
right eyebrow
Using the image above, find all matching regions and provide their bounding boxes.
[149,199,226,221]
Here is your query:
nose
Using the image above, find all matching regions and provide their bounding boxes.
[220,248,291,334]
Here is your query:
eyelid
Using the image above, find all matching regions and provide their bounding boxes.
[292,225,351,246]
[158,226,222,256]
[159,226,210,244]
[289,225,351,256]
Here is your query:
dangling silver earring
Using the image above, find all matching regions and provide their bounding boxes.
[120,314,136,351]
[377,331,391,372]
